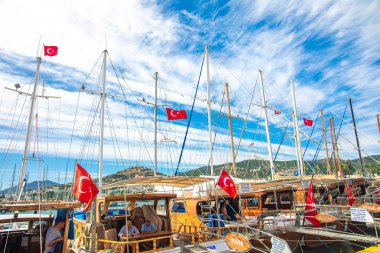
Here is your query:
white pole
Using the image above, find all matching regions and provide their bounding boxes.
[99,50,107,192]
[17,56,42,200]
[259,70,275,180]
[154,72,158,176]
[291,80,304,177]
[206,46,214,176]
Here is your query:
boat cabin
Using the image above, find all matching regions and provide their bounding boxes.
[0,200,80,253]
[73,192,177,252]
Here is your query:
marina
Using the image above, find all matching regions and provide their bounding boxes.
[0,0,380,253]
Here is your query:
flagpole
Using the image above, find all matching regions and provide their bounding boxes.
[291,80,304,177]
[205,46,214,176]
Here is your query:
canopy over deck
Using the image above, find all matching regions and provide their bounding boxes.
[103,176,214,189]
[0,200,81,212]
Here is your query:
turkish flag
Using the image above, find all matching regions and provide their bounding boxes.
[72,163,99,212]
[346,186,355,206]
[305,181,321,228]
[216,169,237,199]
[274,110,281,115]
[166,108,187,120]
[303,117,313,126]
[44,45,58,56]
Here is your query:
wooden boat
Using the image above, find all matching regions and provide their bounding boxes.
[0,200,80,253]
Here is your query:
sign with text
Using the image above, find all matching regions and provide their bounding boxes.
[271,237,292,253]
[225,233,252,252]
[239,183,252,194]
[350,207,374,223]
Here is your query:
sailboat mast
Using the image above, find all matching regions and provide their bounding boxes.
[17,56,42,200]
[291,80,304,177]
[9,164,16,197]
[330,117,342,178]
[225,83,237,177]
[320,109,331,175]
[348,98,365,176]
[205,46,214,176]
[99,50,107,191]
[259,70,275,180]
[154,72,158,176]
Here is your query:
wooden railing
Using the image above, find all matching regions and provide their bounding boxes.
[98,235,174,253]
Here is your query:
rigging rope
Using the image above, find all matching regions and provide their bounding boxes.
[273,122,289,161]
[235,74,259,158]
[174,55,205,176]
[302,113,320,158]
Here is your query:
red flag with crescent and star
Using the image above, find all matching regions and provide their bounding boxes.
[305,181,321,227]
[216,169,237,199]
[72,163,99,212]
[274,110,281,115]
[303,117,313,127]
[346,186,355,206]
[166,108,187,120]
[44,45,58,57]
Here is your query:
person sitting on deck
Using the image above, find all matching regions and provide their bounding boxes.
[141,219,157,233]
[118,219,140,238]
[44,216,65,253]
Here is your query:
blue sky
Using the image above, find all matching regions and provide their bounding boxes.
[0,0,379,188]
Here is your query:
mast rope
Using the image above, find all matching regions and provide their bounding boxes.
[302,113,320,158]
[235,74,259,158]
[174,55,205,175]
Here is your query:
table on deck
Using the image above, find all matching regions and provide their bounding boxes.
[121,231,173,252]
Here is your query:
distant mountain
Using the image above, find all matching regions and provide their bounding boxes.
[177,155,380,178]
[0,180,58,194]
[102,166,164,184]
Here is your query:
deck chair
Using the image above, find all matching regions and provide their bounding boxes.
[142,204,162,231]
[131,206,145,231]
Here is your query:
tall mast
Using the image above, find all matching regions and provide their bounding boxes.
[225,83,236,177]
[205,46,214,176]
[154,72,158,176]
[10,164,16,196]
[17,56,42,200]
[259,70,275,180]
[330,117,342,178]
[377,114,380,135]
[320,109,331,175]
[291,80,304,177]
[348,98,365,176]
[99,50,107,192]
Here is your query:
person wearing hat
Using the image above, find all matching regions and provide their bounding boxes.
[44,216,66,253]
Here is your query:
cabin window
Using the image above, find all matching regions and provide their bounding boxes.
[171,202,186,213]
[157,199,167,215]
[196,201,216,215]
[108,201,130,215]
[247,197,259,208]
[279,193,291,204]
[136,200,154,208]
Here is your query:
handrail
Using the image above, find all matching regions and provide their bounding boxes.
[98,235,174,253]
